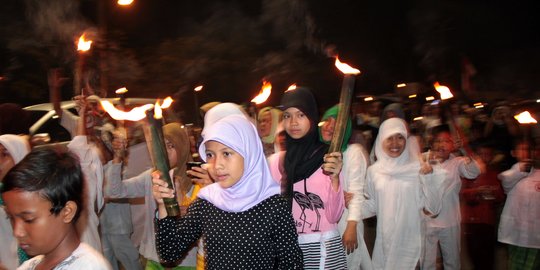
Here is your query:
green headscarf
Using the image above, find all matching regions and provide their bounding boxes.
[319,104,352,152]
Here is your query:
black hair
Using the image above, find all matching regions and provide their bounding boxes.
[431,124,451,137]
[1,146,84,222]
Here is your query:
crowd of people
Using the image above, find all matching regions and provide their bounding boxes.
[0,84,539,270]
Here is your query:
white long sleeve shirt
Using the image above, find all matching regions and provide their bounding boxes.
[361,163,447,270]
[498,165,540,248]
[427,155,481,228]
[337,143,373,270]
[68,135,104,252]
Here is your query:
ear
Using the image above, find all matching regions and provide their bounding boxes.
[61,201,78,223]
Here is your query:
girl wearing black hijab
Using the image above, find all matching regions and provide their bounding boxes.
[268,87,347,269]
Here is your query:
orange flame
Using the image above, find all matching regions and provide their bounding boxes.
[434,82,453,100]
[117,0,133,5]
[286,84,297,92]
[154,101,163,119]
[514,111,537,124]
[100,101,152,121]
[77,34,92,52]
[160,97,173,109]
[335,57,360,75]
[251,81,272,104]
[115,87,128,94]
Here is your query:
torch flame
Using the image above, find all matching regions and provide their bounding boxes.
[160,97,173,109]
[514,111,537,124]
[286,84,297,92]
[335,57,360,75]
[77,34,92,52]
[115,87,128,94]
[434,82,453,100]
[100,101,153,121]
[154,101,163,119]
[251,81,272,104]
[117,0,133,5]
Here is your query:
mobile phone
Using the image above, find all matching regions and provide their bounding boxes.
[186,161,204,170]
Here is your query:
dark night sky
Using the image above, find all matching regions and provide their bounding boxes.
[1,0,540,114]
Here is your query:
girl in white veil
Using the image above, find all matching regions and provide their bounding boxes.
[361,118,447,269]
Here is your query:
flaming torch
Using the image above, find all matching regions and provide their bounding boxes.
[515,111,538,143]
[328,57,361,153]
[75,34,92,96]
[101,98,181,217]
[251,81,272,105]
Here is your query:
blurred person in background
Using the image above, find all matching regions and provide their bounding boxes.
[460,142,505,270]
[497,140,540,270]
[257,106,282,157]
[0,134,31,270]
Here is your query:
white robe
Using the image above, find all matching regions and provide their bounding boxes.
[360,118,447,270]
[337,143,373,270]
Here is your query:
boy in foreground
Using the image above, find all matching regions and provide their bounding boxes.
[1,147,111,270]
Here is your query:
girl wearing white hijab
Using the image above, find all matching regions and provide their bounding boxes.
[0,134,31,270]
[152,115,303,269]
[360,118,447,270]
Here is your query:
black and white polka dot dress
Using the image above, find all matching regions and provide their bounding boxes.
[155,194,303,269]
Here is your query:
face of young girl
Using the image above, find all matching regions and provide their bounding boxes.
[382,133,406,158]
[204,140,244,188]
[320,116,336,142]
[165,138,178,168]
[283,107,311,139]
[3,190,73,257]
[0,144,15,181]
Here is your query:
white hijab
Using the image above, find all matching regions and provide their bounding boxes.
[372,118,421,176]
[202,102,253,137]
[198,115,280,212]
[0,134,30,164]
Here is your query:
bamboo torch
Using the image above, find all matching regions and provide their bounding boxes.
[101,98,180,216]
[328,57,361,153]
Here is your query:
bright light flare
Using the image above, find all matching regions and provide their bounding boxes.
[117,0,133,5]
[426,96,435,101]
[434,82,453,100]
[408,94,417,98]
[115,87,128,94]
[154,101,163,119]
[77,34,92,52]
[161,97,173,108]
[335,57,360,75]
[251,81,272,104]
[397,83,407,88]
[194,85,203,92]
[286,84,297,92]
[514,111,537,124]
[364,96,374,102]
[101,101,153,121]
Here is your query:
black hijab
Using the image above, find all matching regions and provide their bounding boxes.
[280,87,328,205]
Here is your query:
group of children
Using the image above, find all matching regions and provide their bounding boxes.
[0,85,538,270]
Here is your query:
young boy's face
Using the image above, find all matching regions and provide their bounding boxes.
[3,190,74,257]
[204,140,244,189]
[432,132,454,162]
